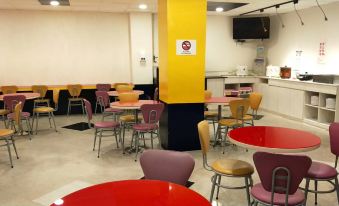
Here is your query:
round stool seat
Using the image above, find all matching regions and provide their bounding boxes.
[211,159,254,176]
[0,129,14,137]
[306,161,337,179]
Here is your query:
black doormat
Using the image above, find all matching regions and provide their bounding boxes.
[140,176,194,188]
[62,122,94,131]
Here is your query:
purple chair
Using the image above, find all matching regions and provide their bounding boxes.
[303,122,339,205]
[4,95,32,139]
[129,103,164,161]
[140,149,195,186]
[96,84,111,92]
[83,99,120,158]
[94,91,123,120]
[252,152,312,206]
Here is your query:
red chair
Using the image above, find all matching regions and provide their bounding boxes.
[140,149,195,186]
[129,103,164,161]
[303,122,339,205]
[251,152,312,206]
[96,84,111,92]
[94,91,123,120]
[4,95,32,139]
[83,99,120,158]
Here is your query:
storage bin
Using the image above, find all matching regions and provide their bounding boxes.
[311,96,319,106]
[326,98,336,109]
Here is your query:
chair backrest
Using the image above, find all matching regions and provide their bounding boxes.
[330,122,339,156]
[249,92,263,110]
[96,84,111,91]
[3,95,26,112]
[83,99,93,122]
[1,86,18,94]
[116,84,134,93]
[118,93,139,103]
[140,103,164,124]
[229,99,250,120]
[253,152,311,196]
[67,84,82,97]
[32,85,48,98]
[140,149,195,186]
[204,90,212,100]
[13,102,22,126]
[95,91,110,107]
[197,120,210,156]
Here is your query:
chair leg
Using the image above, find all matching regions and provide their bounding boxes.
[222,127,229,154]
[245,177,251,206]
[48,112,52,128]
[67,100,71,116]
[122,124,126,154]
[135,131,140,161]
[25,118,32,140]
[93,128,98,151]
[81,100,85,115]
[335,177,339,205]
[51,112,57,132]
[5,138,13,168]
[10,135,19,159]
[210,173,217,202]
[150,131,154,149]
[113,128,119,148]
[315,180,318,205]
[304,178,310,206]
[214,124,221,147]
[35,113,39,135]
[216,174,221,199]
[97,129,103,158]
[142,133,146,147]
[95,102,98,114]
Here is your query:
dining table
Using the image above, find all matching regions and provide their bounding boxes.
[50,180,211,206]
[0,92,40,101]
[228,126,321,153]
[107,90,144,97]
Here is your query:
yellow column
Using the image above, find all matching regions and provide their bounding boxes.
[158,0,206,104]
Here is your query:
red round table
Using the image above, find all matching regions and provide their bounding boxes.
[0,92,40,101]
[50,180,211,206]
[228,126,321,153]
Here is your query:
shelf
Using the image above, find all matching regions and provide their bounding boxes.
[305,104,319,109]
[319,106,336,112]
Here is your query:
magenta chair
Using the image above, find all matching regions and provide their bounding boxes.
[4,95,32,139]
[140,149,195,186]
[96,84,111,92]
[303,122,339,205]
[83,99,120,158]
[129,103,164,161]
[252,152,312,206]
[94,91,123,119]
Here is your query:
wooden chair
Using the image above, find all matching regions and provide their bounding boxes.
[1,86,18,94]
[67,84,84,115]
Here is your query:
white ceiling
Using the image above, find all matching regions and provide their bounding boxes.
[0,0,337,15]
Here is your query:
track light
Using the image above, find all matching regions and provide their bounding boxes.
[275,6,285,28]
[315,0,328,21]
[293,1,304,26]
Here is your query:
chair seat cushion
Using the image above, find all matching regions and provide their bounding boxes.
[0,129,14,137]
[204,111,218,117]
[211,159,254,176]
[94,121,119,129]
[251,183,305,206]
[133,123,158,131]
[104,108,123,113]
[7,112,30,119]
[243,114,253,121]
[218,119,242,127]
[306,161,337,179]
[33,107,54,113]
[0,109,9,115]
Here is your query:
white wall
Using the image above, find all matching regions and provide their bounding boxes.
[0,10,131,86]
[205,15,258,73]
[266,2,339,75]
[129,13,153,84]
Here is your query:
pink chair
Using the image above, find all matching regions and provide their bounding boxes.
[94,91,123,119]
[4,95,32,139]
[83,99,120,158]
[303,122,339,205]
[96,84,111,92]
[251,152,312,206]
[140,149,195,186]
[129,103,164,161]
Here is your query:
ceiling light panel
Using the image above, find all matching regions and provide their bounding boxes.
[38,0,70,6]
[207,1,247,12]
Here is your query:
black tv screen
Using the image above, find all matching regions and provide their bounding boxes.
[233,17,270,40]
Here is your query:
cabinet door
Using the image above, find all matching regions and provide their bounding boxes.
[276,86,304,119]
[207,78,224,97]
[253,83,269,110]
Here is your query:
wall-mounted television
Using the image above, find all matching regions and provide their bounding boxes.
[233,17,270,40]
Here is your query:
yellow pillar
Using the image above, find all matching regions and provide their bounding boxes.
[158,0,206,104]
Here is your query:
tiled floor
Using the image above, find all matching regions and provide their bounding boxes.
[0,110,337,206]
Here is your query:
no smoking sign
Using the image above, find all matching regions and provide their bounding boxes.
[176,40,196,55]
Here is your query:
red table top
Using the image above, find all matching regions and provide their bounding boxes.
[205,97,241,104]
[50,180,211,206]
[0,92,40,101]
[110,100,158,109]
[228,126,321,153]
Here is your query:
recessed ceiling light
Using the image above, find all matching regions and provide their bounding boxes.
[139,4,148,10]
[216,7,224,12]
[50,0,60,6]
